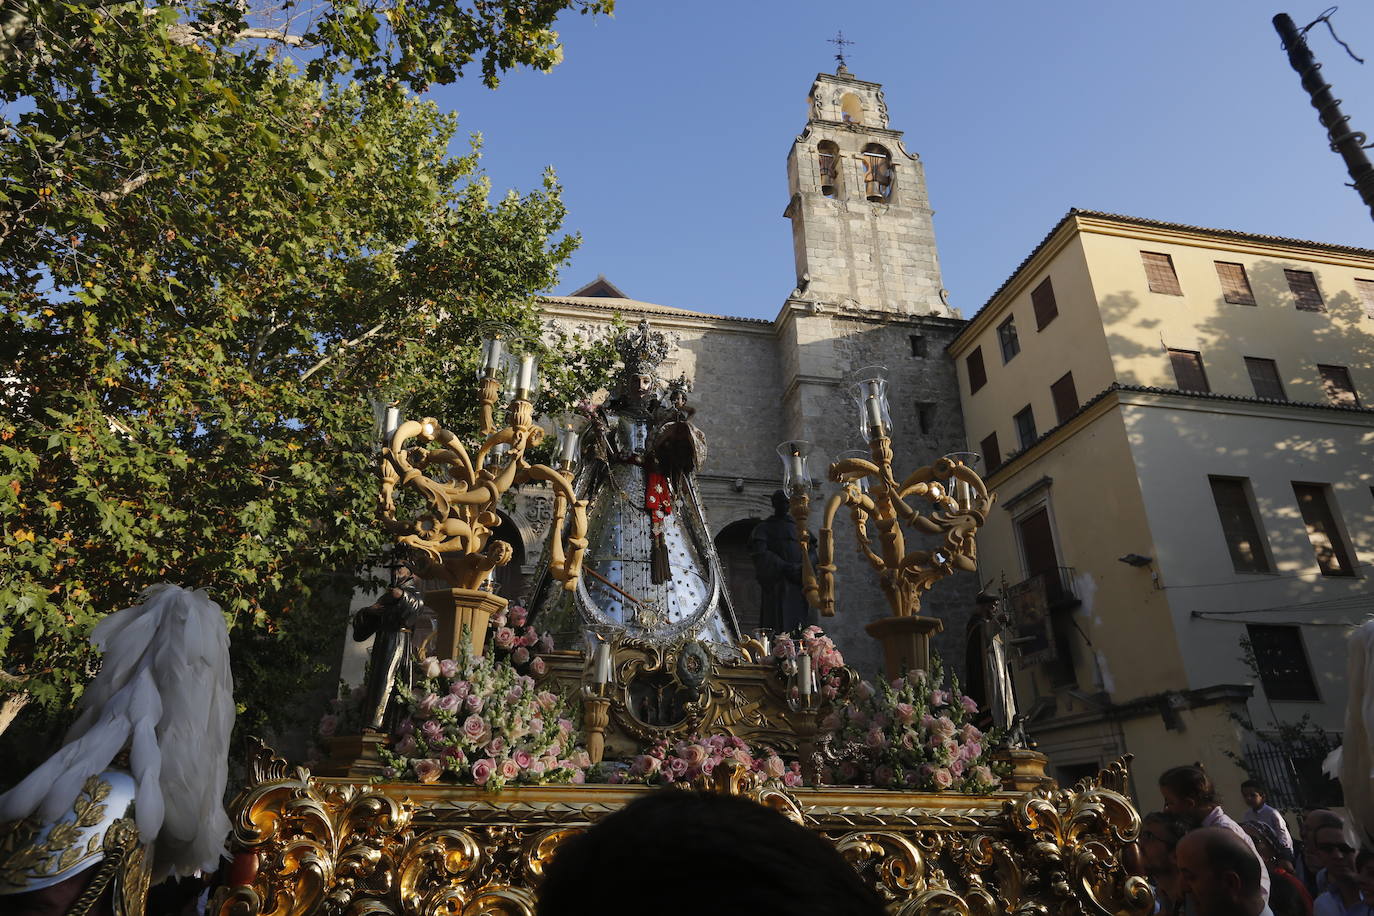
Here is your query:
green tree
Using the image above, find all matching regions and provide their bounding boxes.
[0,1,617,749]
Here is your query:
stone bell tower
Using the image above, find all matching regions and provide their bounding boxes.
[784,66,952,316]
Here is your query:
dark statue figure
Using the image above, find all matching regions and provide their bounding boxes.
[749,490,810,635]
[352,564,429,731]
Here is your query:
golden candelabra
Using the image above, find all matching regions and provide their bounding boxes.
[379,334,588,660]
[782,368,995,679]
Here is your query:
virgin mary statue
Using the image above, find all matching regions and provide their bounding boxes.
[532,320,738,651]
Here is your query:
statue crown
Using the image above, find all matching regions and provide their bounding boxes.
[615,319,670,376]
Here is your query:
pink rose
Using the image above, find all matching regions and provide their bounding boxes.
[465,694,484,713]
[960,694,979,715]
[783,771,803,788]
[398,719,415,737]
[500,758,519,781]
[463,715,487,739]
[394,735,417,756]
[440,659,459,678]
[931,689,951,707]
[317,714,338,738]
[701,758,716,776]
[437,693,461,714]
[530,716,544,734]
[486,736,507,757]
[682,744,707,767]
[964,740,982,761]
[528,760,546,778]
[571,769,585,785]
[571,749,591,769]
[471,758,495,785]
[557,718,574,734]
[422,719,443,742]
[514,750,533,769]
[866,727,887,749]
[513,646,530,665]
[631,755,662,778]
[973,765,996,787]
[414,758,443,784]
[537,634,555,653]
[416,692,440,717]
[537,691,558,710]
[530,656,547,676]
[764,755,786,779]
[856,680,874,700]
[932,767,954,790]
[494,627,516,650]
[491,613,507,629]
[932,716,957,740]
[539,755,559,771]
[667,757,689,778]
[949,758,965,778]
[509,606,528,627]
[894,703,916,725]
[506,685,524,704]
[422,657,442,679]
[874,765,895,787]
[450,680,470,698]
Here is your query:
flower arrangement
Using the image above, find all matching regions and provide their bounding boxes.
[607,734,803,788]
[818,654,1003,793]
[485,604,555,676]
[379,630,589,790]
[772,625,846,701]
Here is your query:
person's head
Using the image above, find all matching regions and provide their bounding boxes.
[1159,765,1218,824]
[537,790,887,916]
[1176,827,1266,916]
[1303,809,1343,870]
[1241,821,1280,865]
[771,489,791,517]
[1240,780,1266,812]
[1312,822,1360,886]
[1141,811,1192,877]
[1356,850,1374,899]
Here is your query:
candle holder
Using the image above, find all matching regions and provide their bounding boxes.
[781,368,995,680]
[582,632,615,763]
[379,328,588,661]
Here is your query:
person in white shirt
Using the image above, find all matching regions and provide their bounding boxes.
[1177,827,1276,916]
[1241,781,1296,858]
[1161,764,1271,906]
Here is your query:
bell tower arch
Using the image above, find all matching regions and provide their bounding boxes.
[784,67,952,317]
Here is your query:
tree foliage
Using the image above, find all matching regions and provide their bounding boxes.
[0,0,617,746]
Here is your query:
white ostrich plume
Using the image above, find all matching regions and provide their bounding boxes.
[0,584,235,880]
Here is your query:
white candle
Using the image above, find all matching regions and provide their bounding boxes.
[593,641,612,684]
[798,653,813,698]
[484,338,503,371]
[517,354,536,394]
[560,429,580,465]
[788,452,804,485]
[865,396,884,433]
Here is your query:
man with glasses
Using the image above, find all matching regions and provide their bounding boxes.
[1311,823,1368,916]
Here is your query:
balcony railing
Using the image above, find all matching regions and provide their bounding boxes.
[1008,566,1081,612]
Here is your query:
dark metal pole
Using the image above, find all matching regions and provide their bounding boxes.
[1273,12,1374,221]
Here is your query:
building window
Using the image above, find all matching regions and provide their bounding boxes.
[1050,371,1078,425]
[980,432,1001,472]
[1142,251,1183,296]
[1285,269,1326,312]
[909,334,926,357]
[1208,476,1272,573]
[1292,483,1356,576]
[1244,357,1286,401]
[1032,277,1059,330]
[861,143,893,202]
[967,347,987,394]
[1246,624,1320,702]
[817,140,841,198]
[1215,261,1257,306]
[997,316,1020,363]
[1318,364,1360,407]
[1014,405,1037,450]
[1357,278,1374,319]
[1168,348,1210,392]
[916,402,934,434]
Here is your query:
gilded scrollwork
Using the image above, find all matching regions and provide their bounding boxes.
[216,753,1153,916]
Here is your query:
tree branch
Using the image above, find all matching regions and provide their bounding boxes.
[299,321,387,382]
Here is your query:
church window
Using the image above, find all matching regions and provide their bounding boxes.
[840,93,863,124]
[817,140,841,198]
[909,334,927,357]
[861,144,893,202]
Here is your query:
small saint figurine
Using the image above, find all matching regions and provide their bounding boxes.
[352,563,429,731]
[749,489,810,635]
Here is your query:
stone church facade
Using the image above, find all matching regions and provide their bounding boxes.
[513,67,981,680]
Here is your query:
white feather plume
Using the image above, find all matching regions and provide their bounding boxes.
[1340,619,1374,845]
[0,583,235,881]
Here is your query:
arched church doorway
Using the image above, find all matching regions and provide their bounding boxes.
[715,518,763,636]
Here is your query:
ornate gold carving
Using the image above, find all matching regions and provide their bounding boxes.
[216,753,1153,916]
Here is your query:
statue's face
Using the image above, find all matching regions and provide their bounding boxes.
[633,374,654,395]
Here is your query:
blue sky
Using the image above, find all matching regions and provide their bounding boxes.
[433,1,1374,322]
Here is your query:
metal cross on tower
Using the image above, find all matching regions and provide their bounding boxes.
[828,31,854,71]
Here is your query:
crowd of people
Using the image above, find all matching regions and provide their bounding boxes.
[1136,764,1370,916]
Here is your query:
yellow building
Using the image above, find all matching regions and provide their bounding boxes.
[948,210,1374,811]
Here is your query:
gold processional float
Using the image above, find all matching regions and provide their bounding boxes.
[213,322,1153,916]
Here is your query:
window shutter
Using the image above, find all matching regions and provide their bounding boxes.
[967,347,987,394]
[980,432,1001,472]
[1168,349,1210,392]
[1032,277,1059,330]
[1141,252,1182,295]
[1285,269,1326,312]
[1244,357,1286,401]
[1318,364,1359,407]
[1293,483,1355,576]
[1215,262,1256,305]
[1356,278,1374,319]
[1208,477,1270,573]
[1051,372,1078,424]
